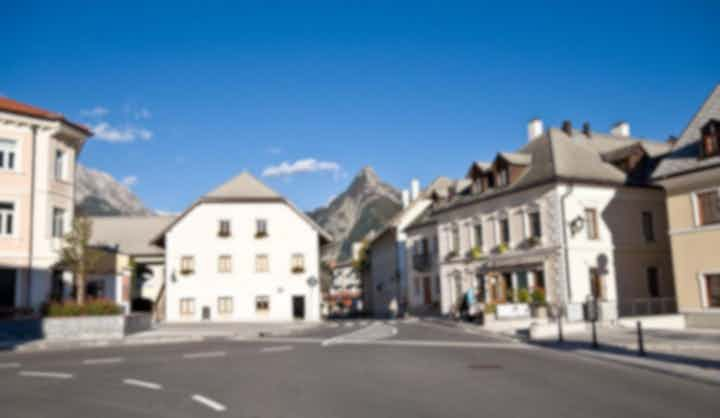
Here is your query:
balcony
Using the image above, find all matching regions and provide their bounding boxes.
[412,253,432,272]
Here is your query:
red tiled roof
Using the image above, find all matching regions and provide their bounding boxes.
[0,96,92,136]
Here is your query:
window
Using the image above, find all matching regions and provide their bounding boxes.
[54,149,66,180]
[497,169,509,187]
[255,219,268,238]
[218,255,232,273]
[217,296,233,315]
[706,275,720,308]
[700,120,720,159]
[52,208,65,238]
[0,202,14,236]
[450,224,460,252]
[585,209,599,240]
[0,139,17,171]
[180,256,195,275]
[697,190,720,226]
[529,212,542,238]
[432,236,438,254]
[180,298,195,316]
[291,254,305,273]
[646,267,660,298]
[500,218,510,244]
[255,254,269,273]
[255,295,270,312]
[642,211,655,242]
[473,223,483,248]
[218,220,231,237]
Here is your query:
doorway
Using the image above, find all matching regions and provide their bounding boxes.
[292,296,305,319]
[202,306,211,320]
[423,277,432,305]
[0,269,16,309]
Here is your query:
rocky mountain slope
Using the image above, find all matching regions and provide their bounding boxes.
[309,166,402,261]
[75,165,153,216]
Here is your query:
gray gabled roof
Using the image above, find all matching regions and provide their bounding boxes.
[432,126,669,213]
[90,215,176,256]
[151,172,332,246]
[498,152,532,165]
[204,172,282,200]
[653,84,720,179]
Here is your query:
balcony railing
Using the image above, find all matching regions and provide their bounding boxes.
[412,254,432,271]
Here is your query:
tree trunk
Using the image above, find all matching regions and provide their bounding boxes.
[76,263,86,305]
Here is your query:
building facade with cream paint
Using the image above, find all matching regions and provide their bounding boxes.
[0,98,91,314]
[406,120,675,322]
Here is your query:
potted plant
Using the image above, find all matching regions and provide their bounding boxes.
[469,246,485,260]
[255,231,268,239]
[495,243,508,254]
[291,266,305,274]
[517,288,530,304]
[526,236,539,248]
[530,288,548,318]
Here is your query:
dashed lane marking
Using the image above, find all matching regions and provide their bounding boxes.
[123,378,163,390]
[83,357,124,365]
[0,362,21,369]
[343,322,355,328]
[192,394,227,412]
[260,345,294,353]
[19,371,73,379]
[183,351,227,359]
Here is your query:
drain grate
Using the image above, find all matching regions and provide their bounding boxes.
[467,364,502,370]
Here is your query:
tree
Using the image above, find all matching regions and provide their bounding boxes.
[61,217,100,305]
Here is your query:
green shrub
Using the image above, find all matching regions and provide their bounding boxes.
[530,288,547,306]
[517,288,530,303]
[45,299,123,317]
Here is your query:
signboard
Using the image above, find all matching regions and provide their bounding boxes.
[496,303,530,319]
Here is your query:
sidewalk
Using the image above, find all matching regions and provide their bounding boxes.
[0,321,326,353]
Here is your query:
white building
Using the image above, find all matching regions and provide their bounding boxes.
[406,120,675,322]
[0,97,92,314]
[152,172,331,322]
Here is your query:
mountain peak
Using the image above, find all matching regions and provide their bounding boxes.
[308,166,401,261]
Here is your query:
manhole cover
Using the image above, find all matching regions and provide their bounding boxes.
[467,364,502,370]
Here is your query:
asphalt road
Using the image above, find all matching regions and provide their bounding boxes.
[1,319,718,417]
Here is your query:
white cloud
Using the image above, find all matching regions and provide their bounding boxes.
[80,106,109,118]
[92,122,153,143]
[121,175,138,187]
[262,158,341,177]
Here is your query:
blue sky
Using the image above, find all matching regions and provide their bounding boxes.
[2,1,718,212]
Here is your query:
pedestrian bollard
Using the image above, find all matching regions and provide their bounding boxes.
[591,320,598,349]
[636,321,646,357]
[557,307,564,343]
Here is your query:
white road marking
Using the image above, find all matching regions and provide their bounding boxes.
[343,322,354,328]
[19,371,73,379]
[83,357,124,365]
[359,321,368,326]
[322,322,396,346]
[335,339,534,349]
[192,394,227,412]
[260,345,293,353]
[123,378,163,390]
[183,351,227,359]
[0,362,21,369]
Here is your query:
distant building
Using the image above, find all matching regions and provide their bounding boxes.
[654,84,720,328]
[407,119,674,322]
[364,177,453,317]
[152,172,331,322]
[0,97,92,315]
[87,215,175,314]
[327,259,362,314]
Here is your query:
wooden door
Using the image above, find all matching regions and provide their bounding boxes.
[423,276,432,305]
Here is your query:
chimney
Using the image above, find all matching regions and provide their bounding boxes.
[562,120,573,135]
[402,190,410,208]
[410,179,420,201]
[527,118,543,142]
[611,121,630,137]
[582,122,591,138]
